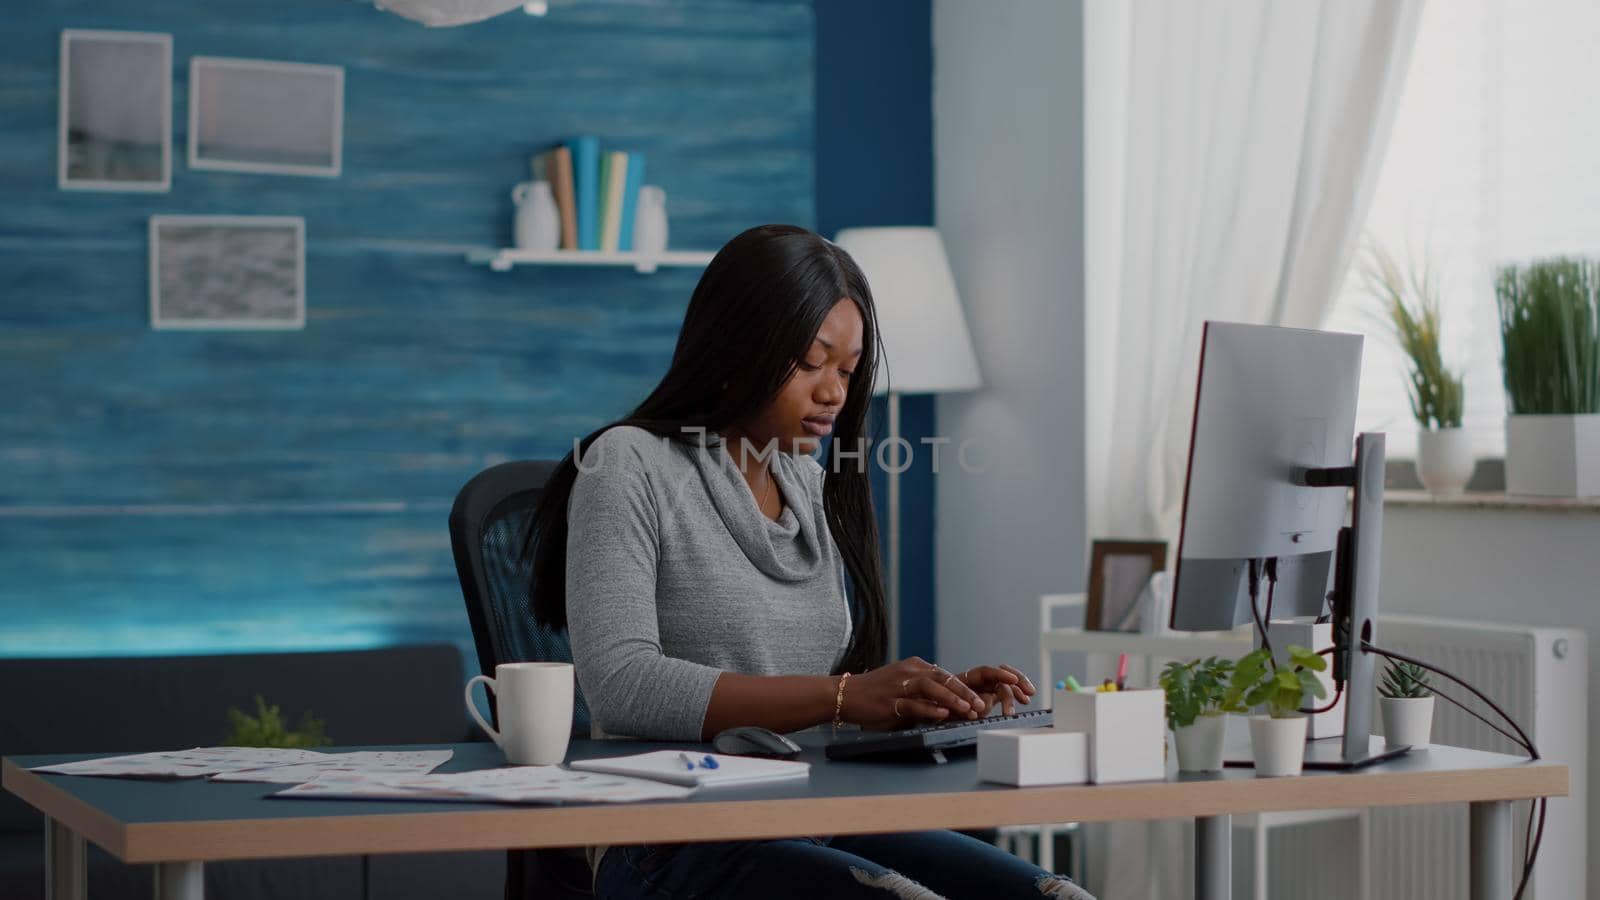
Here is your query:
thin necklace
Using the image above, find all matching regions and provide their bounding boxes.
[757,465,773,511]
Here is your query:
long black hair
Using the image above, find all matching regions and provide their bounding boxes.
[526,224,888,675]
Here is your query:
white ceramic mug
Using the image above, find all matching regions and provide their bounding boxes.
[465,662,574,765]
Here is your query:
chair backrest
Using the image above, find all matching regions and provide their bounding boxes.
[448,459,589,737]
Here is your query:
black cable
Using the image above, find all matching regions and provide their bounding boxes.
[1428,679,1546,892]
[1246,558,1272,656]
[1428,683,1525,751]
[1360,642,1545,899]
[1313,639,1545,896]
[1263,557,1278,624]
[1360,643,1537,758]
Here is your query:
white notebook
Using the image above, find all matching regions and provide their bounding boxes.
[568,750,810,788]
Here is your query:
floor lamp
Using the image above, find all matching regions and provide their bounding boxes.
[833,227,982,662]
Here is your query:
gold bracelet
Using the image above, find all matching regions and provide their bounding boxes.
[832,672,851,731]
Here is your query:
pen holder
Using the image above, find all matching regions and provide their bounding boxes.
[1051,687,1166,783]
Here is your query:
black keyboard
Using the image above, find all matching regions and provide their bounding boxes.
[825,708,1054,762]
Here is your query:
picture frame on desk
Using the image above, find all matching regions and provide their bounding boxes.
[1084,539,1167,632]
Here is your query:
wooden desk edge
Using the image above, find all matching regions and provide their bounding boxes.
[1,758,127,857]
[107,761,1567,864]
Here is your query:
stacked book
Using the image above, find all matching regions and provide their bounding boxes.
[532,137,647,253]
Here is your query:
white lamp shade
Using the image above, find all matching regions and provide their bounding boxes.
[833,227,982,396]
[375,0,524,27]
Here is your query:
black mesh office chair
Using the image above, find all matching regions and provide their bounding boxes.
[449,460,593,899]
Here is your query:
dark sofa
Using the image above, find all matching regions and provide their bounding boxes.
[0,645,505,900]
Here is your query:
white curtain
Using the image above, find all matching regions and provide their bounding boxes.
[1081,1,1424,898]
[1085,0,1425,545]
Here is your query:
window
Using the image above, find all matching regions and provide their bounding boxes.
[1323,0,1600,459]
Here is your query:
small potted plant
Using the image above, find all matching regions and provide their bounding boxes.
[1496,257,1600,497]
[1361,242,1471,494]
[1223,646,1327,777]
[1159,656,1239,772]
[222,695,332,748]
[1378,661,1434,750]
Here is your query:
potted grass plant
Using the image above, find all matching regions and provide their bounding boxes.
[1378,661,1434,750]
[1159,656,1240,772]
[1496,257,1600,496]
[1361,243,1471,494]
[1223,646,1327,777]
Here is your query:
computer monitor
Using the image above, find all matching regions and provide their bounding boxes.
[1170,321,1396,768]
[1169,322,1361,631]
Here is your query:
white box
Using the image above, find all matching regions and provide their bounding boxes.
[1506,414,1600,497]
[1265,620,1342,739]
[977,727,1088,786]
[1051,688,1165,783]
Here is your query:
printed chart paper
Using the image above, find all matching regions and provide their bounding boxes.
[211,750,455,783]
[30,747,331,779]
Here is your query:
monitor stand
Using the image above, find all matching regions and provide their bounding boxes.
[1233,433,1408,771]
[1224,735,1409,771]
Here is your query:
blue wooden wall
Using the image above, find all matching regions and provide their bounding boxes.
[0,0,816,671]
[814,0,938,663]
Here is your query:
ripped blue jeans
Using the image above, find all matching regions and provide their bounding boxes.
[594,829,1094,900]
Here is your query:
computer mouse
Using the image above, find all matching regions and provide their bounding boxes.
[712,725,803,759]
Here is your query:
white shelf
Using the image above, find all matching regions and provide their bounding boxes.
[466,248,716,274]
[1040,627,1253,660]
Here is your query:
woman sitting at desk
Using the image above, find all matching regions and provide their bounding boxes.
[527,224,1094,900]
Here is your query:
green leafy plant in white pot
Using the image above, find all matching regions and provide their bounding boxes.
[1496,257,1600,496]
[1159,656,1241,773]
[1378,660,1434,750]
[1223,646,1327,777]
[1362,243,1471,494]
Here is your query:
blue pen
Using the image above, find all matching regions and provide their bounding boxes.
[678,752,697,770]
[700,755,719,769]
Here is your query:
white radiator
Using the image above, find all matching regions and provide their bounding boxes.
[1363,615,1586,900]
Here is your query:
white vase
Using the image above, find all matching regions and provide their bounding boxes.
[1505,414,1600,497]
[1415,428,1474,495]
[512,181,560,252]
[1172,713,1227,773]
[1248,714,1307,777]
[1380,695,1434,750]
[631,185,668,272]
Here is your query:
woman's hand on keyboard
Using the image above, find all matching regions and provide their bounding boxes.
[842,657,988,730]
[958,664,1036,717]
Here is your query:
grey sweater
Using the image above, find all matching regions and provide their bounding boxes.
[565,425,852,742]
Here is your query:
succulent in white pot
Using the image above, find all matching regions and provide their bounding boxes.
[1378,660,1435,750]
[1225,646,1328,778]
[1496,258,1600,497]
[1159,656,1239,773]
[1361,242,1472,494]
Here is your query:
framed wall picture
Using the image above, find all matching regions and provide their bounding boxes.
[58,30,172,191]
[149,216,306,330]
[1084,540,1168,632]
[188,57,343,177]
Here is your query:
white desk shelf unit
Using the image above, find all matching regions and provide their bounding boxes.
[1035,593,1368,900]
[466,248,716,274]
[1037,593,1253,692]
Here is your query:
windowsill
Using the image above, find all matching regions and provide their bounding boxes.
[1385,489,1600,513]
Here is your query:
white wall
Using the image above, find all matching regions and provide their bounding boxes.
[1381,503,1598,896]
[932,1,1086,679]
